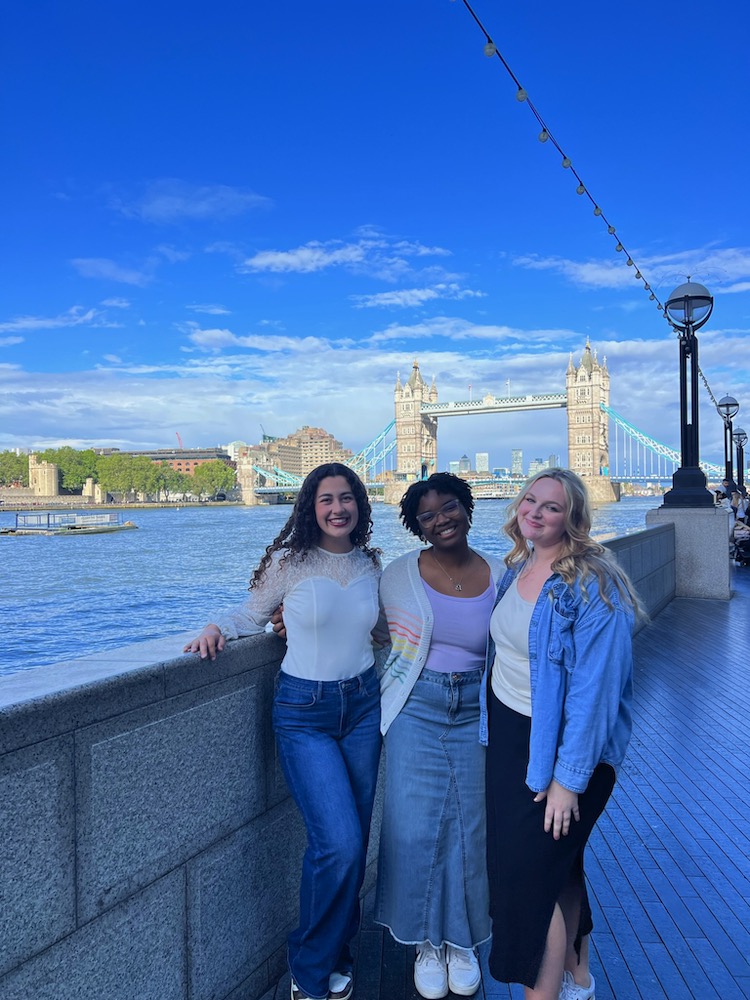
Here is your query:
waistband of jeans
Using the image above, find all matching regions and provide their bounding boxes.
[418,666,484,685]
[278,663,377,692]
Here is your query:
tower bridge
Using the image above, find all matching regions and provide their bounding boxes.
[242,341,722,504]
[390,340,614,502]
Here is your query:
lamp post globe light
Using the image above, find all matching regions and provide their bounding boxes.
[734,427,747,492]
[663,279,715,506]
[717,394,740,483]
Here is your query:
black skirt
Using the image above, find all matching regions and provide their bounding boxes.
[485,693,615,989]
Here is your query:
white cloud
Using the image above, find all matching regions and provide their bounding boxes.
[103,354,123,364]
[0,306,100,333]
[513,245,750,294]
[118,180,272,224]
[101,297,131,308]
[186,303,232,315]
[184,323,332,354]
[154,244,191,263]
[0,336,24,346]
[243,242,367,274]
[2,331,748,470]
[71,258,153,286]
[240,235,453,281]
[367,315,574,346]
[352,283,486,309]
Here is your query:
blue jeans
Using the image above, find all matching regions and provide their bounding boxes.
[272,666,382,1000]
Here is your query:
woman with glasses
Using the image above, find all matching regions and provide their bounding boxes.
[376,473,503,999]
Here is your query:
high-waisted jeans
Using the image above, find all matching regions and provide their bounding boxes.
[272,666,382,1000]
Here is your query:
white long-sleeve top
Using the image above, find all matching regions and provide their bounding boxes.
[214,546,383,681]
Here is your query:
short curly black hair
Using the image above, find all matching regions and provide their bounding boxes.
[399,472,475,537]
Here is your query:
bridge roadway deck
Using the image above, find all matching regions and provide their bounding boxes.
[264,566,750,1000]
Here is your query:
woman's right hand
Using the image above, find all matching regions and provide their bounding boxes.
[183,624,225,660]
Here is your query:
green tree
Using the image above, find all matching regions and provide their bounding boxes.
[150,463,189,500]
[190,461,236,498]
[36,446,99,490]
[96,452,138,495]
[0,450,29,486]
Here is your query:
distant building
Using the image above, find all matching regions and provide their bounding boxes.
[511,449,523,477]
[28,454,60,496]
[548,453,560,468]
[103,448,233,475]
[267,426,353,477]
[448,461,460,475]
[493,467,510,479]
[458,454,471,475]
[475,452,489,474]
[528,458,547,477]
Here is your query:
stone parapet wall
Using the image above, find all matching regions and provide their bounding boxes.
[0,526,675,999]
[0,632,383,1000]
[603,523,675,624]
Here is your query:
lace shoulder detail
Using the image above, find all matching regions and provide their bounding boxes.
[265,546,381,591]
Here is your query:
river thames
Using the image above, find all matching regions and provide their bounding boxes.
[0,495,661,676]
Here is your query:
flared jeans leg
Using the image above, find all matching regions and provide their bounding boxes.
[272,668,382,999]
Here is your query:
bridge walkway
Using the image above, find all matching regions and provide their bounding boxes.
[264,565,750,1000]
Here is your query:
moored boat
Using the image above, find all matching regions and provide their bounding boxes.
[0,511,139,536]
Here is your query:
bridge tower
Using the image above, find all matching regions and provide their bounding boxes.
[393,360,438,482]
[566,340,617,501]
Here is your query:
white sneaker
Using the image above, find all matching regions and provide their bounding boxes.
[414,943,448,999]
[446,945,481,996]
[329,970,353,1000]
[560,969,596,1000]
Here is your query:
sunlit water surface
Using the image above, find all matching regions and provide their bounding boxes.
[0,496,660,675]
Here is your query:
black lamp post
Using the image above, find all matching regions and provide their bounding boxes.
[663,279,715,506]
[717,394,739,483]
[734,427,747,492]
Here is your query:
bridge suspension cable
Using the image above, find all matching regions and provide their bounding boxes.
[602,405,723,480]
[348,420,396,481]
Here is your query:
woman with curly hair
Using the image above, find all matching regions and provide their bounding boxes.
[481,469,642,1000]
[185,463,385,1000]
[376,473,503,999]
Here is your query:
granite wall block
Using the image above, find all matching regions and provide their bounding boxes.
[0,735,76,976]
[0,871,186,1000]
[75,673,268,921]
[187,800,305,1000]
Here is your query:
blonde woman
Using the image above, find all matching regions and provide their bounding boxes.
[481,469,642,1000]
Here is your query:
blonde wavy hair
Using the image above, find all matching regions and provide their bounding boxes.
[504,468,643,613]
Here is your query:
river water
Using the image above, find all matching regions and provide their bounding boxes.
[0,496,661,677]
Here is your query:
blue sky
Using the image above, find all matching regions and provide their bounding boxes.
[2,0,749,472]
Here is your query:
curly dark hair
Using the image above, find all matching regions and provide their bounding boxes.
[250,463,378,587]
[399,472,475,538]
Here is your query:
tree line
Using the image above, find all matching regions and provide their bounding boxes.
[0,448,237,499]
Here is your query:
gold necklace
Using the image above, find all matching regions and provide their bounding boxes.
[431,549,472,592]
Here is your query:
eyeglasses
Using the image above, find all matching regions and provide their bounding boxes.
[415,498,462,527]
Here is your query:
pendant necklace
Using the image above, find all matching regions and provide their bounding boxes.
[431,549,471,592]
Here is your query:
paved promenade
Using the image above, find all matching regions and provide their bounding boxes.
[265,566,750,1000]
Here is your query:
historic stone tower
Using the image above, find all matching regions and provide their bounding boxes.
[566,341,617,501]
[393,360,438,482]
[28,453,60,497]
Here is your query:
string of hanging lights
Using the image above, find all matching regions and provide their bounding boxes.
[456,0,667,316]
[453,0,723,408]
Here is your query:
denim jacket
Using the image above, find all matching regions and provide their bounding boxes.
[479,564,634,794]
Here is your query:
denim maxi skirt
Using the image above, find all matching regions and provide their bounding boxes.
[375,668,491,949]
